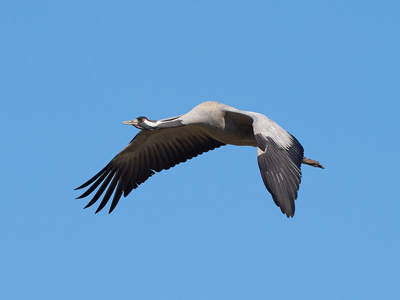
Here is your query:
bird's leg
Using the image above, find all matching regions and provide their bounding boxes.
[302,157,324,169]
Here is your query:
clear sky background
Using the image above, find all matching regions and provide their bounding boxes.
[1,1,399,299]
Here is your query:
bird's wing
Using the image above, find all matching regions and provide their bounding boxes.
[75,125,225,213]
[252,115,304,217]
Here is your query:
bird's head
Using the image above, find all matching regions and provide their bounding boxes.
[123,116,157,130]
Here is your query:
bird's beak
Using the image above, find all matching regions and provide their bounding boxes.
[122,119,138,126]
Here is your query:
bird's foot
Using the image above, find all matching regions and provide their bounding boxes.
[302,157,324,169]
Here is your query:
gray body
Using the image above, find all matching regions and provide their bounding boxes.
[76,101,323,217]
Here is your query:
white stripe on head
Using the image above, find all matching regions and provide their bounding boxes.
[143,119,160,128]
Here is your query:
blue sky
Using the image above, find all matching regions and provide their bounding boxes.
[1,1,399,299]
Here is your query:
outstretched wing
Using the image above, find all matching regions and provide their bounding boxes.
[252,116,304,217]
[75,125,225,213]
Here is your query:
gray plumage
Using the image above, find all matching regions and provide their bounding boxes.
[76,101,323,217]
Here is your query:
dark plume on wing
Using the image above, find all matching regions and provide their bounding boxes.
[255,134,304,218]
[76,126,225,213]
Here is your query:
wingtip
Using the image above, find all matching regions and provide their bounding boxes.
[285,211,295,218]
[84,202,94,209]
[108,205,116,214]
[280,205,295,218]
[74,183,87,190]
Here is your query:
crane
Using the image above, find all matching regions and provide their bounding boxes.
[76,101,323,217]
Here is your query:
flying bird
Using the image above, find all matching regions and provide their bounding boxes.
[76,101,323,217]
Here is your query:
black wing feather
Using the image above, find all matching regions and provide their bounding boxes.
[76,125,225,213]
[255,134,304,218]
